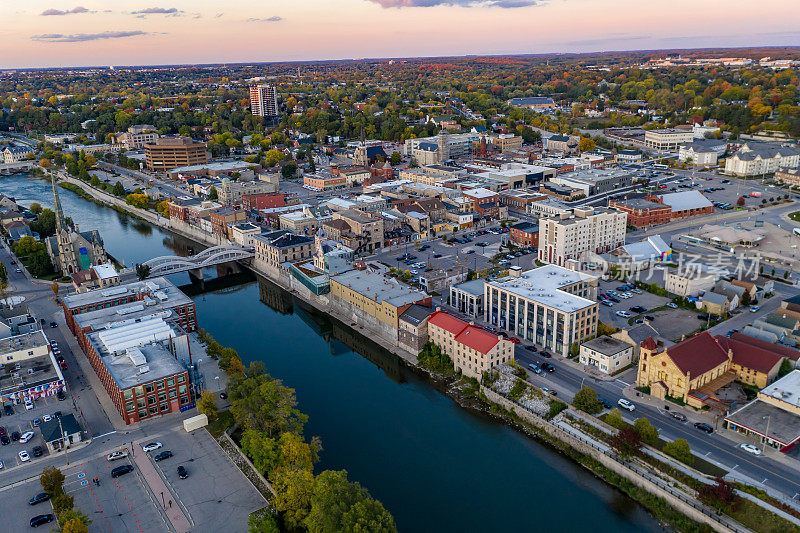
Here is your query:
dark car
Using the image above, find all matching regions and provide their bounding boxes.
[526,345,538,352]
[598,398,612,409]
[30,514,54,528]
[28,493,50,506]
[539,350,551,359]
[154,450,173,462]
[671,412,687,422]
[644,315,655,321]
[177,465,188,479]
[541,362,555,373]
[50,322,57,328]
[32,446,43,458]
[0,435,9,445]
[697,314,710,320]
[608,296,621,303]
[0,426,5,436]
[111,465,134,478]
[3,405,12,416]
[56,390,66,401]
[630,306,646,313]
[694,422,714,434]
[11,431,20,442]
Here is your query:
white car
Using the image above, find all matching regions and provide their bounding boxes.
[18,450,30,462]
[617,398,636,412]
[750,306,760,313]
[24,398,34,411]
[42,415,52,423]
[141,442,163,453]
[106,450,129,462]
[19,431,35,443]
[666,303,678,309]
[740,443,762,456]
[615,311,632,318]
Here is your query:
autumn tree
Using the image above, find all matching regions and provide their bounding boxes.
[633,418,659,446]
[611,426,642,459]
[578,137,596,152]
[698,477,740,512]
[197,391,219,422]
[573,386,602,414]
[40,466,65,496]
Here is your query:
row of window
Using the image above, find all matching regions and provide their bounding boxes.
[122,374,186,400]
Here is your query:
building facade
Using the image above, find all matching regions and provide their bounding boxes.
[538,207,627,267]
[144,137,208,172]
[249,84,279,117]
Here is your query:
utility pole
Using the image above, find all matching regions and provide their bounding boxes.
[762,415,771,455]
[58,416,69,465]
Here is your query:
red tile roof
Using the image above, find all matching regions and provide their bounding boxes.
[665,332,729,378]
[428,310,502,355]
[640,337,658,351]
[715,336,784,374]
[730,332,800,362]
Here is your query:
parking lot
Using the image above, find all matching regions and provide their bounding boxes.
[0,391,70,471]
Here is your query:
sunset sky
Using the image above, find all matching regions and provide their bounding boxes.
[1,0,799,68]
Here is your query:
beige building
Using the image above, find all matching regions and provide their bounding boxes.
[644,129,694,151]
[332,209,384,253]
[279,210,318,234]
[580,335,635,375]
[665,270,717,297]
[253,230,315,269]
[538,207,627,267]
[217,179,277,206]
[485,265,599,356]
[491,134,524,153]
[428,309,514,379]
[115,125,159,150]
[250,84,279,117]
[144,137,208,172]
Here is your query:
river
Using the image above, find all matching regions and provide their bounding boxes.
[1,173,665,532]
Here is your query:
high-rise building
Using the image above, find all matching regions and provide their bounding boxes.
[249,84,279,117]
[538,206,627,267]
[144,137,208,172]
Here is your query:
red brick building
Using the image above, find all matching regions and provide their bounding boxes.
[242,193,286,211]
[509,221,539,247]
[209,207,246,238]
[609,198,672,227]
[167,196,202,222]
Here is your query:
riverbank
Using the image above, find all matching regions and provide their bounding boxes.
[57,172,768,532]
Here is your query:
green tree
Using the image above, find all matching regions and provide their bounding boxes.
[125,193,150,209]
[29,202,43,214]
[28,252,54,278]
[281,161,298,179]
[390,151,401,165]
[241,430,280,476]
[229,373,308,436]
[272,468,314,529]
[61,518,90,533]
[663,438,694,465]
[0,262,8,291]
[569,342,579,358]
[304,470,396,533]
[605,408,626,429]
[52,492,75,515]
[197,391,219,421]
[208,186,218,201]
[247,511,280,533]
[307,153,316,173]
[341,497,397,532]
[135,263,151,281]
[40,465,65,496]
[573,386,602,414]
[633,418,659,446]
[113,181,126,196]
[15,235,46,257]
[30,208,57,238]
[778,358,793,378]
[156,200,170,217]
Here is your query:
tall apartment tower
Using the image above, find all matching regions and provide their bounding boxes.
[249,84,279,117]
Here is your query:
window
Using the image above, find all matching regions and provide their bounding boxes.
[126,401,135,412]
[134,386,144,396]
[178,385,187,395]
[156,380,165,389]
[177,374,185,384]
[166,377,175,387]
[160,403,170,412]
[138,410,147,419]
[145,383,154,393]
[136,398,146,409]
[158,392,167,402]
[149,406,158,415]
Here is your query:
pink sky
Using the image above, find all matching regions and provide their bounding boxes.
[1,0,799,68]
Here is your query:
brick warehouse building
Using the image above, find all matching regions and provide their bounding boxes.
[609,198,672,228]
[509,221,539,247]
[61,278,197,424]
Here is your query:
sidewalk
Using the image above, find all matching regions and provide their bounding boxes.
[131,449,191,533]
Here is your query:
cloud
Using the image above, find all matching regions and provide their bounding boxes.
[40,6,93,16]
[31,30,150,43]
[246,16,283,22]
[131,7,183,16]
[367,0,538,7]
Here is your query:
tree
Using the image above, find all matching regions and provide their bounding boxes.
[28,252,54,278]
[229,373,308,436]
[341,497,397,532]
[633,418,659,446]
[30,208,57,238]
[241,430,280,476]
[40,465,65,496]
[52,492,75,515]
[0,262,7,292]
[14,236,46,257]
[611,426,642,459]
[274,432,320,475]
[208,186,218,201]
[281,161,298,179]
[779,358,793,378]
[663,438,694,465]
[156,201,170,217]
[307,154,316,173]
[61,518,90,533]
[737,196,746,206]
[51,281,59,298]
[272,468,314,530]
[605,408,626,429]
[29,202,43,214]
[112,181,126,196]
[56,509,91,532]
[569,342,579,358]
[698,477,739,512]
[197,391,219,421]
[135,263,151,281]
[578,137,596,152]
[125,193,150,209]
[247,511,280,533]
[573,386,602,414]
[390,151,401,165]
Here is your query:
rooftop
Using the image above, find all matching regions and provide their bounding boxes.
[63,278,191,311]
[760,370,800,409]
[332,268,428,308]
[582,335,633,356]
[0,330,49,354]
[452,278,485,296]
[664,332,729,377]
[428,310,504,355]
[0,353,62,398]
[657,190,713,211]
[725,399,800,447]
[486,264,597,313]
[399,304,434,326]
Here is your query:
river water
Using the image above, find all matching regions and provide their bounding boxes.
[1,173,665,532]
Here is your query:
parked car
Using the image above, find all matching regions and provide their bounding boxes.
[541,362,555,373]
[154,450,173,462]
[666,303,678,309]
[19,431,35,443]
[106,451,129,462]
[750,305,760,313]
[29,514,54,528]
[0,435,9,445]
[19,450,30,462]
[670,412,687,422]
[50,322,57,328]
[42,415,51,423]
[56,390,66,401]
[526,345,537,353]
[598,398,612,409]
[24,398,34,411]
[32,419,41,428]
[177,465,189,479]
[28,493,50,506]
[32,446,43,457]
[629,306,646,313]
[141,442,163,452]
[615,311,632,318]
[644,315,655,321]
[601,300,613,307]
[617,398,635,412]
[740,443,762,456]
[528,363,542,374]
[11,431,20,441]
[694,422,714,434]
[508,337,520,344]
[539,350,551,359]
[111,465,134,478]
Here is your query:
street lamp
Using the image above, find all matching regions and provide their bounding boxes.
[761,415,771,455]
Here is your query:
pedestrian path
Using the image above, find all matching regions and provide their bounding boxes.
[131,449,191,533]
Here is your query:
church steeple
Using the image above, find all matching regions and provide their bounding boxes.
[50,171,67,233]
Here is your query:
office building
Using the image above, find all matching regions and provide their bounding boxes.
[0,330,65,405]
[580,336,635,375]
[538,207,627,267]
[249,84,279,117]
[644,129,694,151]
[485,265,599,356]
[144,137,208,172]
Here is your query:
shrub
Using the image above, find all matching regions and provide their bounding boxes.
[612,427,642,458]
[633,418,659,446]
[663,438,694,465]
[605,408,626,429]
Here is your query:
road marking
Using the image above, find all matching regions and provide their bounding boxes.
[763,478,768,484]
[94,431,117,439]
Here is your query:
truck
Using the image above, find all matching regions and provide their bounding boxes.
[182,413,208,433]
[751,191,762,198]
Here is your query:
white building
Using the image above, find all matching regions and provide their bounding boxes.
[538,207,627,267]
[485,265,599,356]
[580,336,635,375]
[678,140,727,167]
[644,129,695,151]
[724,143,800,177]
[249,84,279,117]
[3,146,33,163]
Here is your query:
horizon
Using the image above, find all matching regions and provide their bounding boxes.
[2,0,800,69]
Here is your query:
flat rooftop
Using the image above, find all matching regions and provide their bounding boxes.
[582,335,632,355]
[0,353,62,397]
[86,318,186,391]
[725,399,800,447]
[63,277,191,310]
[487,264,597,313]
[452,278,485,297]
[760,370,800,409]
[0,330,49,354]
[332,268,427,307]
